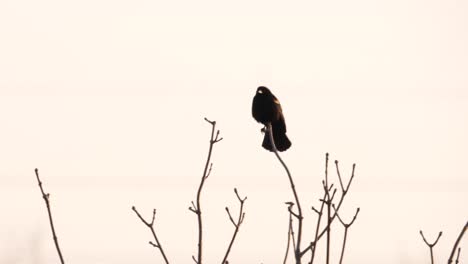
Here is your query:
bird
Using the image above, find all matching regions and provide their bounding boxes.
[252,86,291,152]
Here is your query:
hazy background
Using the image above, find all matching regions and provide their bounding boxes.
[0,0,467,263]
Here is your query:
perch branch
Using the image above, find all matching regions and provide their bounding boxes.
[132,206,169,264]
[266,122,303,264]
[34,168,65,264]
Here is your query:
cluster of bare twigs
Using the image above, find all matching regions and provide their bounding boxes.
[419,221,467,264]
[132,118,247,264]
[266,123,359,264]
[33,118,467,264]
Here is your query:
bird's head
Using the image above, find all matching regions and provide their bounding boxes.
[256,86,271,95]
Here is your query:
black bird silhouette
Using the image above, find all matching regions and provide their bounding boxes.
[252,86,291,152]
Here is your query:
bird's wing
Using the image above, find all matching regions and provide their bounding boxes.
[273,97,284,120]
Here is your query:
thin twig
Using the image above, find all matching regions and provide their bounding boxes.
[221,188,247,264]
[334,206,360,264]
[132,206,170,264]
[301,162,357,256]
[283,211,293,264]
[419,230,443,264]
[189,118,222,264]
[309,191,328,264]
[324,154,331,264]
[266,122,303,264]
[448,221,468,264]
[455,247,461,264]
[34,169,65,264]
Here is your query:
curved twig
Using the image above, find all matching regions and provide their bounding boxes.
[448,221,467,264]
[266,122,303,264]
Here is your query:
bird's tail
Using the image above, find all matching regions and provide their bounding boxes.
[262,122,291,152]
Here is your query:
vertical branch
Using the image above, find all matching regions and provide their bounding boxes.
[334,206,360,264]
[266,122,303,264]
[324,154,331,264]
[284,202,299,264]
[132,206,170,264]
[309,192,327,264]
[283,212,293,264]
[448,221,467,264]
[34,168,65,264]
[189,118,223,264]
[221,188,247,264]
[419,230,443,264]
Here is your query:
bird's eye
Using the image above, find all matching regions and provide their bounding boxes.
[258,89,263,94]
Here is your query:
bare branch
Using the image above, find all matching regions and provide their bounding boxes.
[335,160,345,192]
[34,168,66,264]
[448,221,468,264]
[221,189,247,264]
[308,192,327,263]
[266,122,304,264]
[455,247,461,264]
[334,207,360,264]
[302,160,357,257]
[192,118,222,264]
[132,206,169,264]
[335,207,360,228]
[283,213,293,264]
[420,230,443,264]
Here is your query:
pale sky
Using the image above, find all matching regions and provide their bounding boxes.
[0,0,467,263]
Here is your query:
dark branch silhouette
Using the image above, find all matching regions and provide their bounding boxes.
[132,206,169,264]
[335,206,360,264]
[266,122,303,264]
[455,247,461,264]
[302,158,357,258]
[419,230,442,264]
[221,188,247,264]
[283,207,294,264]
[34,168,65,264]
[189,118,222,264]
[448,221,467,264]
[309,191,327,264]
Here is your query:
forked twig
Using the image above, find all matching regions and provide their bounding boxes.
[302,158,357,258]
[221,188,247,264]
[335,206,360,264]
[419,230,442,264]
[34,169,65,264]
[132,206,169,264]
